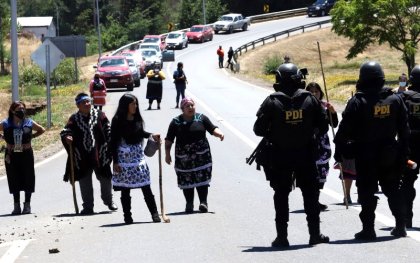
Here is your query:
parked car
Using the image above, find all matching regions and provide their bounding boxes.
[166,31,188,50]
[213,13,250,34]
[121,50,146,79]
[142,35,167,51]
[94,56,134,91]
[140,48,163,72]
[307,0,336,17]
[186,25,214,43]
[126,58,141,87]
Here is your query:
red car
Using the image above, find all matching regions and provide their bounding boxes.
[95,56,134,91]
[142,35,167,51]
[186,25,214,43]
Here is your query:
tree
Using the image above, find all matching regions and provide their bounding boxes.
[331,0,420,73]
[0,0,10,75]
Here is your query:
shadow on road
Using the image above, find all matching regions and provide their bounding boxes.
[100,221,154,227]
[166,211,216,216]
[53,211,113,218]
[241,244,310,252]
[330,236,396,245]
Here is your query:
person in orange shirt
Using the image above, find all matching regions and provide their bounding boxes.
[217,46,224,68]
[89,73,107,111]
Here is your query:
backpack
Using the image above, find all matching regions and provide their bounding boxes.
[93,81,104,91]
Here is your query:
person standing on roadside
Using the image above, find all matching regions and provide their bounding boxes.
[253,63,329,248]
[226,47,234,69]
[110,94,161,224]
[217,46,224,68]
[173,62,187,108]
[0,101,45,215]
[401,65,420,228]
[146,63,165,110]
[334,61,409,240]
[89,73,107,111]
[60,92,118,215]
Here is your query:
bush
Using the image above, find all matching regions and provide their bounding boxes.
[19,64,45,85]
[263,55,283,75]
[53,58,78,85]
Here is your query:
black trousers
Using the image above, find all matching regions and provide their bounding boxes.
[401,165,418,223]
[120,185,158,216]
[356,158,405,229]
[183,185,209,204]
[264,159,321,238]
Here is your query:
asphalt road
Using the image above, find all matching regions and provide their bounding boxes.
[1,15,420,263]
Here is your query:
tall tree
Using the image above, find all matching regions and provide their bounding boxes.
[0,0,9,74]
[331,0,420,73]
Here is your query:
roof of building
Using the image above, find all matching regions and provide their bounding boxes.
[17,17,53,27]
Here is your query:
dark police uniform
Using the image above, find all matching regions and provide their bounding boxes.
[401,65,420,228]
[334,61,409,240]
[253,63,329,247]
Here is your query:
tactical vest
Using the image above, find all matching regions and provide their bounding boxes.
[266,89,319,149]
[403,89,420,133]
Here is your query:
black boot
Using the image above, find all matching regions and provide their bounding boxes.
[391,220,407,237]
[145,194,161,223]
[121,193,133,224]
[272,222,289,248]
[354,228,377,240]
[308,223,329,245]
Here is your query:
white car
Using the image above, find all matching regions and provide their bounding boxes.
[125,58,141,87]
[166,31,188,50]
[140,48,163,71]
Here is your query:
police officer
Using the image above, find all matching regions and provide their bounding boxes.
[254,63,329,247]
[401,65,420,228]
[334,61,409,240]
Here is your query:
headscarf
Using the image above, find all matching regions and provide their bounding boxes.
[180,97,194,109]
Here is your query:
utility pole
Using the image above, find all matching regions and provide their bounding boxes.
[202,0,206,24]
[11,0,18,101]
[95,0,102,59]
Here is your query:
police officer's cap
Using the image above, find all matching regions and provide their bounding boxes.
[276,63,302,83]
[359,61,384,82]
[410,65,420,85]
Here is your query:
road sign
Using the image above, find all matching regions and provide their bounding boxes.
[264,4,269,13]
[31,39,66,74]
[168,23,174,32]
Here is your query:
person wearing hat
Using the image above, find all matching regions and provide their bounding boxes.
[335,61,409,240]
[60,92,118,215]
[89,73,107,110]
[0,101,45,215]
[110,93,161,224]
[165,97,224,213]
[146,63,165,110]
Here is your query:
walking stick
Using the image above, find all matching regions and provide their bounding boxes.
[158,145,170,223]
[317,41,349,209]
[69,145,79,214]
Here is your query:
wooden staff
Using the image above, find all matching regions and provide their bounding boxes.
[69,145,79,214]
[158,144,170,223]
[317,41,348,209]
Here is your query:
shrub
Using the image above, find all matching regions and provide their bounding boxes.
[19,64,45,85]
[263,55,283,75]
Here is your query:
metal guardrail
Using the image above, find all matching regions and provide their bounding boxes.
[233,19,331,63]
[110,8,309,56]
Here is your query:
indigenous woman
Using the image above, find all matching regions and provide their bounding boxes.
[165,97,224,213]
[110,93,161,224]
[0,101,45,215]
[306,82,338,211]
[146,63,165,110]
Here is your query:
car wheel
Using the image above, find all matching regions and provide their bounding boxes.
[229,26,233,34]
[242,24,248,31]
[127,84,134,91]
[215,30,219,34]
[201,37,205,43]
[210,35,213,41]
[134,79,140,87]
[321,10,326,16]
[185,42,188,48]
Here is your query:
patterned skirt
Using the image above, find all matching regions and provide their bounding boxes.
[112,142,151,189]
[175,138,212,189]
[315,132,332,184]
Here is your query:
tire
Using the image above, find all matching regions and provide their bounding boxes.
[242,24,248,31]
[201,37,205,43]
[185,42,188,48]
[228,26,233,34]
[134,79,140,87]
[321,10,325,16]
[127,84,134,91]
[215,30,219,34]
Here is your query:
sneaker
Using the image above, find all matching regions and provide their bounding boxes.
[147,106,151,110]
[124,214,133,224]
[107,202,118,211]
[185,202,194,213]
[271,237,290,248]
[354,229,377,240]
[199,203,208,213]
[152,213,161,223]
[319,202,328,211]
[22,202,31,214]
[157,106,161,110]
[391,226,407,237]
[80,208,94,215]
[175,105,179,108]
[309,234,330,245]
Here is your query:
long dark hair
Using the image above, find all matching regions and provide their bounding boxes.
[113,93,144,127]
[305,82,324,100]
[8,101,26,121]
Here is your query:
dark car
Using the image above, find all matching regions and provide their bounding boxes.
[307,0,336,17]
[95,56,134,91]
[186,25,214,43]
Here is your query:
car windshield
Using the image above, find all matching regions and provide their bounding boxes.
[220,16,233,21]
[141,50,157,57]
[314,0,327,4]
[190,27,203,32]
[140,45,159,52]
[127,58,135,65]
[99,59,125,67]
[143,38,159,43]
[168,33,180,39]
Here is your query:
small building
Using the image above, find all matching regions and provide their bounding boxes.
[17,17,56,39]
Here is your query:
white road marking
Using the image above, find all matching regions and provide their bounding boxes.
[0,239,33,263]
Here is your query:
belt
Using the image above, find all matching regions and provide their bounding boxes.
[7,143,32,152]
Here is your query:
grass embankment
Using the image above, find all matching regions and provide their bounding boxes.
[237,28,419,103]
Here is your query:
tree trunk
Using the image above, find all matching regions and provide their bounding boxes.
[0,15,5,75]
